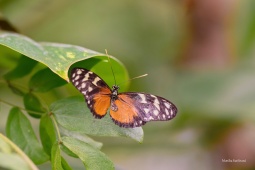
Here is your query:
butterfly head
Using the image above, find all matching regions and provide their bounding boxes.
[112,85,119,91]
[111,85,119,100]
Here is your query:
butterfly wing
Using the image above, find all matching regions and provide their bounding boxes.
[110,92,177,128]
[70,68,111,118]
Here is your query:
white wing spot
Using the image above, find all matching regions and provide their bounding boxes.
[87,100,90,104]
[154,97,159,103]
[162,114,166,119]
[144,108,150,114]
[150,95,156,98]
[81,83,86,88]
[75,75,80,80]
[92,77,100,86]
[77,70,82,74]
[149,116,154,120]
[154,103,160,111]
[165,108,169,115]
[88,86,93,92]
[72,73,76,78]
[83,73,90,82]
[164,102,171,109]
[170,109,174,116]
[75,81,79,86]
[153,110,159,116]
[139,94,147,103]
[150,95,160,110]
[139,121,143,124]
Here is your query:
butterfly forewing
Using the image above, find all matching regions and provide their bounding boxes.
[70,68,111,118]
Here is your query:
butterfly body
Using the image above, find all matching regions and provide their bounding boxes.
[70,68,177,128]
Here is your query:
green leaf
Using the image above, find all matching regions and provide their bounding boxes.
[59,125,102,158]
[51,96,143,142]
[0,133,38,170]
[62,137,114,170]
[23,93,46,118]
[0,32,128,84]
[29,68,67,92]
[59,125,103,150]
[51,142,73,170]
[60,143,78,158]
[51,142,64,170]
[4,55,38,80]
[39,114,56,157]
[6,107,49,164]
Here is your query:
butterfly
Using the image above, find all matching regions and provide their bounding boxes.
[70,68,178,128]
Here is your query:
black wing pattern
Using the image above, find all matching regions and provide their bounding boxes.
[70,68,112,118]
[119,92,177,123]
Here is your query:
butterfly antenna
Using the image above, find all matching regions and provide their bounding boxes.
[118,73,148,86]
[105,49,117,85]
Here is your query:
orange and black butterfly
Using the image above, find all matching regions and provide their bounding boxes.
[70,68,177,128]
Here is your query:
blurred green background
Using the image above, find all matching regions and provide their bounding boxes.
[1,0,255,169]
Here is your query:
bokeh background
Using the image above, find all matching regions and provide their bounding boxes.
[1,0,255,169]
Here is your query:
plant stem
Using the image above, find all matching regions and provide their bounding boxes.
[0,99,43,116]
[51,114,62,143]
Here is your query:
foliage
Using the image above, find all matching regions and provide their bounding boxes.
[1,0,255,169]
[0,32,142,169]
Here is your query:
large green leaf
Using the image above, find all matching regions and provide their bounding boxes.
[62,137,114,170]
[0,133,38,170]
[51,96,143,142]
[6,107,49,164]
[0,32,128,84]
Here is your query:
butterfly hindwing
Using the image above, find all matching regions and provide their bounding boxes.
[110,94,146,128]
[131,92,177,121]
[110,92,177,127]
[70,68,111,118]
